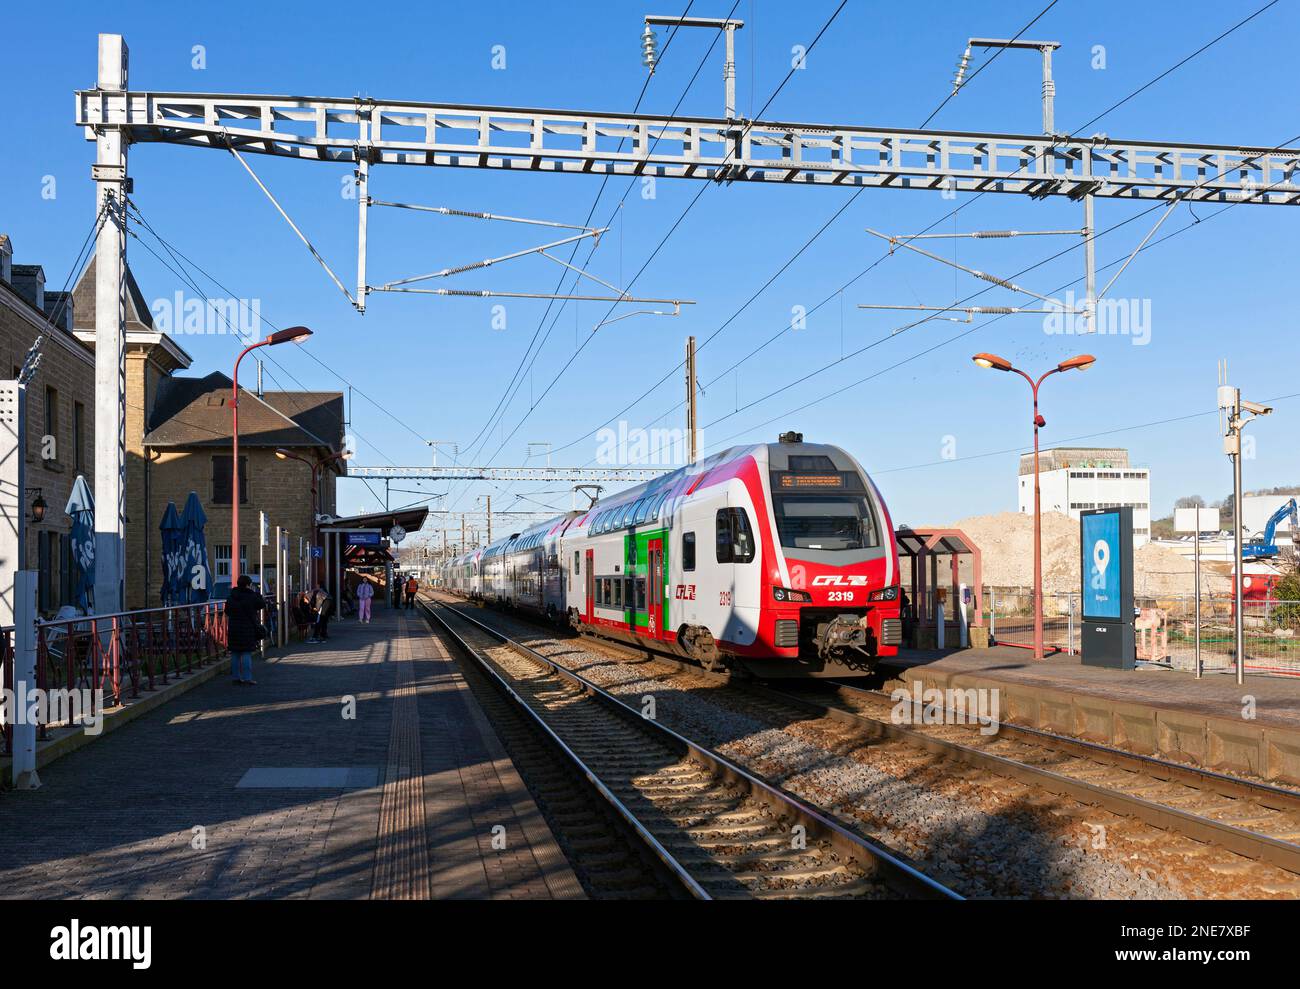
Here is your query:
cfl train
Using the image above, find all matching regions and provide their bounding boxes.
[441,433,902,677]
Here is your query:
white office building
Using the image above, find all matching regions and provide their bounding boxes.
[1241,494,1297,549]
[1017,447,1152,548]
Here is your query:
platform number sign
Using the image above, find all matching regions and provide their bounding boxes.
[1081,511,1122,620]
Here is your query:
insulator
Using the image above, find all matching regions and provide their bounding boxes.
[973,307,1015,314]
[974,270,1018,290]
[641,26,658,69]
[972,230,1017,238]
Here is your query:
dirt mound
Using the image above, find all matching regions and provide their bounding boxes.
[938,511,1195,597]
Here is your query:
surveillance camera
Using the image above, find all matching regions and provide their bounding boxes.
[1241,400,1273,416]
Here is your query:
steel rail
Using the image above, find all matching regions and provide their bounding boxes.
[423,597,962,900]
[419,600,710,900]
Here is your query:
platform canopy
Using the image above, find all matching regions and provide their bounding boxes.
[894,526,984,630]
[317,506,429,598]
[318,505,429,538]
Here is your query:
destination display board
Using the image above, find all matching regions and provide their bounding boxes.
[774,470,847,486]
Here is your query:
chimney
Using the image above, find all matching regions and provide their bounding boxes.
[11,264,45,312]
[0,235,11,285]
[44,292,74,333]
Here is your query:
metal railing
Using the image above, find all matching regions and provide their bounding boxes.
[1,601,228,753]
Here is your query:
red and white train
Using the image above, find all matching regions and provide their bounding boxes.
[442,433,903,677]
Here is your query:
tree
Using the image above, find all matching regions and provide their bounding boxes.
[1175,495,1206,509]
[1274,560,1300,629]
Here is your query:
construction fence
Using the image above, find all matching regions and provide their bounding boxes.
[983,585,1300,677]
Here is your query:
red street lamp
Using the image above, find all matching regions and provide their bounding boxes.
[275,447,349,586]
[231,326,313,584]
[973,351,1096,660]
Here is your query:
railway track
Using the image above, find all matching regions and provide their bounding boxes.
[795,679,1300,877]
[419,598,961,900]
[432,592,1300,894]
[417,608,685,900]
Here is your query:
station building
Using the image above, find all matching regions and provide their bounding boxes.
[1017,446,1152,548]
[0,234,98,615]
[70,255,345,610]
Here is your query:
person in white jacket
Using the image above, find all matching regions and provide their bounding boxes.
[356,579,375,623]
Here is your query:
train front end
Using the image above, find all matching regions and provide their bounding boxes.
[745,436,902,677]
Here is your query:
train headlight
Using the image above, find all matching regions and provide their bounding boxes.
[773,586,812,604]
[868,585,900,602]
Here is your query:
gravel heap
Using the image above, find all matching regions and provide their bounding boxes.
[940,511,1196,597]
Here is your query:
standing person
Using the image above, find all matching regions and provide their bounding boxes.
[405,574,419,610]
[226,574,265,686]
[309,583,334,642]
[293,590,314,641]
[357,578,374,623]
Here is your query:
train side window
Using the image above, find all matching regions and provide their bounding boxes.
[682,531,696,571]
[716,509,756,564]
[632,498,650,525]
[613,578,623,608]
[635,578,646,611]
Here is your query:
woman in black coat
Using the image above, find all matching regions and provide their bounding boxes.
[226,574,265,685]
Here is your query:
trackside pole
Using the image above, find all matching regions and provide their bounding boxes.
[1194,531,1203,679]
[92,33,128,615]
[275,525,285,648]
[13,571,40,790]
[958,583,969,647]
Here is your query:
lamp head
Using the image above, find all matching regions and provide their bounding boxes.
[266,326,313,347]
[1057,353,1096,373]
[972,352,1013,372]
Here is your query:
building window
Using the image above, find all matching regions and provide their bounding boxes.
[211,456,249,504]
[73,402,85,471]
[44,386,59,462]
[682,531,696,571]
[37,531,63,613]
[213,544,248,580]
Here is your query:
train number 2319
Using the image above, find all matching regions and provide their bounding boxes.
[827,590,855,602]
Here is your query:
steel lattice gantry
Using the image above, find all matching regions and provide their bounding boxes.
[76,90,1300,204]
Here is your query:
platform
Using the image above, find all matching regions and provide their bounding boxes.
[0,606,583,900]
[882,646,1300,785]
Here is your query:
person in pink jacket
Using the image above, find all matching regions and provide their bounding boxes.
[356,579,375,623]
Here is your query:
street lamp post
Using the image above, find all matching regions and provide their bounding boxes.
[973,352,1096,660]
[231,326,312,585]
[275,447,349,587]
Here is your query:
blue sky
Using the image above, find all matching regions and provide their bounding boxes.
[2,0,1295,541]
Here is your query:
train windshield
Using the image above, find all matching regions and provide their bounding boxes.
[772,493,880,551]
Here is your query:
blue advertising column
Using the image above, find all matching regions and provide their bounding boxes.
[1079,507,1136,669]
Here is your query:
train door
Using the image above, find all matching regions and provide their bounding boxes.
[584,549,595,624]
[647,538,664,639]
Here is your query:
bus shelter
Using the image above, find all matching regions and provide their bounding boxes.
[894,527,984,647]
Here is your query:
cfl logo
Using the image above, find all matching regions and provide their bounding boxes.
[810,575,869,587]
